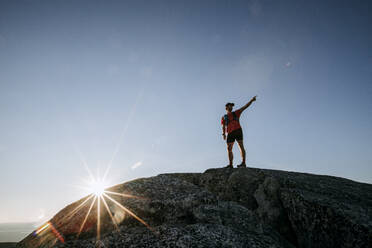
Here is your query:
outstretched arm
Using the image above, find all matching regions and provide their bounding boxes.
[238,96,257,113]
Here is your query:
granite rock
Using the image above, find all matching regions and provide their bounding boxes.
[17,167,372,248]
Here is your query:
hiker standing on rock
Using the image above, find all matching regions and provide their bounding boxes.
[221,96,257,168]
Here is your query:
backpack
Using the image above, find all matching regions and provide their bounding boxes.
[223,112,238,126]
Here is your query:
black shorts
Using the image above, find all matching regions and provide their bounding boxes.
[226,128,243,143]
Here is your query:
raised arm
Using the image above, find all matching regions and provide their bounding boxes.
[238,96,257,113]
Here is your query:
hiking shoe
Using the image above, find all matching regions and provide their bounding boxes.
[224,164,233,169]
[237,162,246,168]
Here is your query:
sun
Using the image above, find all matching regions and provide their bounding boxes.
[89,180,106,197]
[33,149,151,245]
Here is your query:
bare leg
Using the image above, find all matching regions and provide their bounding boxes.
[237,140,246,164]
[227,142,234,166]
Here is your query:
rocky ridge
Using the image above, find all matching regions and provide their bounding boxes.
[17,167,372,248]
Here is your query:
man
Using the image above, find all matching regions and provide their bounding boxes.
[221,96,257,168]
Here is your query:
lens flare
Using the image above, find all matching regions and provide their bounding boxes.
[37,87,148,245]
[62,164,150,244]
[34,222,64,243]
[33,162,150,246]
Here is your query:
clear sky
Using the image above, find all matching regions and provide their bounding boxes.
[0,0,371,224]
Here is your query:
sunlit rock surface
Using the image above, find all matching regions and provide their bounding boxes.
[17,167,372,248]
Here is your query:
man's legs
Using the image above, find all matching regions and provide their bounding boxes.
[227,142,234,166]
[237,140,246,165]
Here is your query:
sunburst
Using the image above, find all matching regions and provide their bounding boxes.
[73,168,150,241]
[34,89,146,246]
[34,165,150,245]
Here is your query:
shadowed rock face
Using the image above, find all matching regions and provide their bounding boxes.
[17,167,372,248]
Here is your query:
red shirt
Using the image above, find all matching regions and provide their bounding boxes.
[221,109,242,133]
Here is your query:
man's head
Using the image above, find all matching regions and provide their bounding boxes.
[225,102,234,112]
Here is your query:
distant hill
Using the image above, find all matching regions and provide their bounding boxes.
[17,167,372,248]
[0,243,16,248]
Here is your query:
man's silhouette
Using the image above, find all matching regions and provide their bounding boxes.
[221,96,257,168]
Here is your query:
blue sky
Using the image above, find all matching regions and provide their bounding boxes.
[0,0,371,225]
